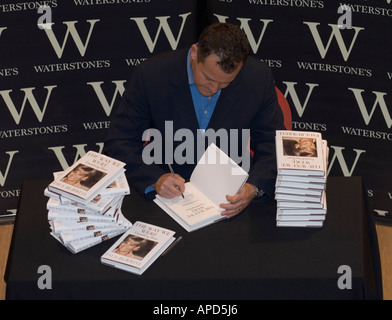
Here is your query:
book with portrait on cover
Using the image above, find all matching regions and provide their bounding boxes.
[275,130,325,177]
[47,151,126,205]
[100,221,176,275]
[153,143,249,232]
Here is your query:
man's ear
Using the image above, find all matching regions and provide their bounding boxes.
[190,44,198,61]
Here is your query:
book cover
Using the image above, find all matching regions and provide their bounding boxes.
[101,221,176,275]
[50,171,130,201]
[100,172,130,198]
[275,130,325,177]
[48,151,125,205]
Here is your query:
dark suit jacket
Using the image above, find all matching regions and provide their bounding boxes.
[104,48,285,198]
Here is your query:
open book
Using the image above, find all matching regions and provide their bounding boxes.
[154,143,249,232]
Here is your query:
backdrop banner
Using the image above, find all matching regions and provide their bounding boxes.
[205,0,392,221]
[0,0,391,221]
[0,0,199,218]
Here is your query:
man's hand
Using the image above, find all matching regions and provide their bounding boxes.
[155,173,185,199]
[219,183,257,219]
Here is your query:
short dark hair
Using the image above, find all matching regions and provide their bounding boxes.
[197,22,250,73]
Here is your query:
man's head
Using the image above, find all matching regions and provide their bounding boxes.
[190,23,250,97]
[197,22,250,73]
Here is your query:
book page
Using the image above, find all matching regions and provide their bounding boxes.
[190,143,248,206]
[155,183,223,227]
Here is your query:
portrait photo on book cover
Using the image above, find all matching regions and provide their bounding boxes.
[112,234,158,261]
[282,137,318,158]
[60,164,107,191]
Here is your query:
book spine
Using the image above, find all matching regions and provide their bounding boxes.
[52,221,122,234]
[60,226,128,244]
[67,229,127,253]
[48,211,118,223]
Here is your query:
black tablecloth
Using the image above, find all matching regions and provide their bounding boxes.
[4,177,382,300]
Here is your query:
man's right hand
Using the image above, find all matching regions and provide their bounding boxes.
[154,173,185,199]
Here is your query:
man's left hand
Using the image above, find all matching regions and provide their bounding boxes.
[219,183,257,219]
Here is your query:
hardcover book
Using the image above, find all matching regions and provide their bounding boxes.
[153,143,249,232]
[59,225,130,245]
[51,228,128,254]
[101,221,176,275]
[275,179,326,190]
[276,220,324,228]
[45,192,123,215]
[275,130,325,177]
[49,171,130,203]
[48,151,126,205]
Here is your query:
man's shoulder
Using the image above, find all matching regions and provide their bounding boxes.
[239,56,274,84]
[243,56,272,74]
[140,48,188,70]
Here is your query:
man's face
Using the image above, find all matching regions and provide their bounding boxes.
[67,168,87,183]
[298,138,317,156]
[190,44,242,97]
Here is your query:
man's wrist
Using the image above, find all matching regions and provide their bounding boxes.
[253,185,265,199]
[144,184,157,200]
[246,184,257,200]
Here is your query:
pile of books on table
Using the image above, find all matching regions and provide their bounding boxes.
[44,151,132,253]
[275,130,329,228]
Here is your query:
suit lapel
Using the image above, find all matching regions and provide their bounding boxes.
[207,76,241,130]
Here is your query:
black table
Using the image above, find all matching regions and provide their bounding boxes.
[4,177,382,300]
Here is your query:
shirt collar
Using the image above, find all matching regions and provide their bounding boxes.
[187,48,194,85]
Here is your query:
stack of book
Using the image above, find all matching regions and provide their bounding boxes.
[275,130,329,228]
[44,151,132,253]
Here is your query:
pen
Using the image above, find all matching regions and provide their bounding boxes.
[161,236,182,257]
[168,163,185,199]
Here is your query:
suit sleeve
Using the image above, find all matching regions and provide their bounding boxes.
[247,66,285,198]
[104,66,166,197]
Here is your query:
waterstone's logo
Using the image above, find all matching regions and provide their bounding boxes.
[142,121,251,175]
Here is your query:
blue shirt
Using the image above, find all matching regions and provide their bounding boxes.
[187,49,221,133]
